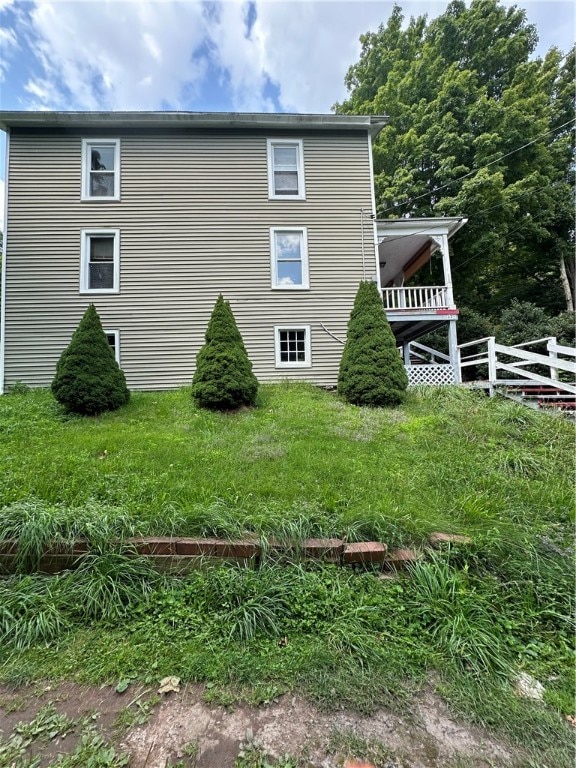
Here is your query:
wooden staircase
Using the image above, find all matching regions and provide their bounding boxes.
[457,336,576,418]
[502,384,576,416]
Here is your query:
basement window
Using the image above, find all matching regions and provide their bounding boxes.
[274,326,311,367]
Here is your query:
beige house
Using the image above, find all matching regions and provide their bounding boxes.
[0,111,464,392]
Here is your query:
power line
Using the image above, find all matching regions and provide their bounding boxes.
[376,118,576,216]
[377,180,564,248]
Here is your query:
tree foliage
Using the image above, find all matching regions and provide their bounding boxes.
[51,304,129,415]
[338,281,408,407]
[335,0,575,317]
[192,295,258,410]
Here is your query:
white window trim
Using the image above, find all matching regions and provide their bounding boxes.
[270,226,309,290]
[80,229,120,295]
[267,138,306,200]
[104,329,121,365]
[81,138,121,201]
[274,325,312,368]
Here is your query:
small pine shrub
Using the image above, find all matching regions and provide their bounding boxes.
[338,281,408,407]
[51,304,129,415]
[192,295,258,410]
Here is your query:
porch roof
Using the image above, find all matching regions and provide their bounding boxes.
[376,217,466,286]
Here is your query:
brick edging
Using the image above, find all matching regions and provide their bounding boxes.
[0,532,470,575]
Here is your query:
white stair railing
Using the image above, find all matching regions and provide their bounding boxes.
[457,336,576,396]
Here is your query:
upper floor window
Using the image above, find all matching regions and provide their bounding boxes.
[82,139,120,200]
[267,139,305,200]
[80,229,120,294]
[270,227,309,289]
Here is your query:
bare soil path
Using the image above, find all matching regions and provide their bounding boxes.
[0,682,517,767]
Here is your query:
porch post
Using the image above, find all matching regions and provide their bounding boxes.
[403,342,411,366]
[448,320,460,383]
[436,234,454,308]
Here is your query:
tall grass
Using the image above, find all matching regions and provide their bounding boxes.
[0,575,71,650]
[0,500,137,572]
[407,554,514,676]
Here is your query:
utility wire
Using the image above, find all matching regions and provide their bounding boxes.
[376,117,576,216]
[451,206,569,275]
[378,180,564,247]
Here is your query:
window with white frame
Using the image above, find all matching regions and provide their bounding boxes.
[80,230,120,294]
[104,330,120,365]
[82,139,120,200]
[270,227,309,289]
[267,139,305,199]
[275,326,311,367]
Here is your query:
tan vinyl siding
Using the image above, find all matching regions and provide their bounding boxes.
[4,128,376,389]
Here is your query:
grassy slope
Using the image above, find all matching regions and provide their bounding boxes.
[0,385,574,766]
[0,383,572,544]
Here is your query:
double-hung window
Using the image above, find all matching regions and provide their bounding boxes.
[82,139,120,200]
[274,326,311,368]
[267,139,305,199]
[80,229,120,294]
[270,227,309,289]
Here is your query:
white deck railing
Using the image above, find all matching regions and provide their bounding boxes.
[382,286,449,310]
[457,336,576,395]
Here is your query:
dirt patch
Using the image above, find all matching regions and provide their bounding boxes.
[0,682,515,767]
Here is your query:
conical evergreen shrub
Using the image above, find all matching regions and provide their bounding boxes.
[192,295,258,410]
[338,280,408,407]
[51,305,130,415]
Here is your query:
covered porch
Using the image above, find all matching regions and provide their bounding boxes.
[375,216,467,384]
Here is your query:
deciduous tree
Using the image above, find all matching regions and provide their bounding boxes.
[336,1,575,317]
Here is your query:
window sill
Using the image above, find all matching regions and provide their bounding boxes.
[271,285,310,291]
[79,289,120,295]
[268,195,306,202]
[80,197,121,203]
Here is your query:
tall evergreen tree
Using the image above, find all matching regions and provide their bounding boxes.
[51,304,129,415]
[335,1,575,317]
[338,281,408,407]
[192,295,258,410]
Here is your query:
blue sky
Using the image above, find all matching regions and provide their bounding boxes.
[0,0,574,226]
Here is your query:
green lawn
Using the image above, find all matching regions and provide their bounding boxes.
[0,384,574,767]
[0,383,572,544]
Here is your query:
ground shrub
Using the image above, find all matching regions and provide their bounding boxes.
[338,281,408,406]
[497,299,553,346]
[51,305,129,416]
[192,295,258,410]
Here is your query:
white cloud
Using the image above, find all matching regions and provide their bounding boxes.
[2,0,574,115]
[23,0,210,110]
[207,1,276,111]
[0,25,17,81]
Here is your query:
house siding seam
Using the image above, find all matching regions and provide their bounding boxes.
[3,128,375,390]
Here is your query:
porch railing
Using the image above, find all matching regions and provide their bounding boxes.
[382,286,449,310]
[457,336,576,396]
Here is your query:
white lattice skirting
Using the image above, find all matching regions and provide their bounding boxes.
[407,364,456,386]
